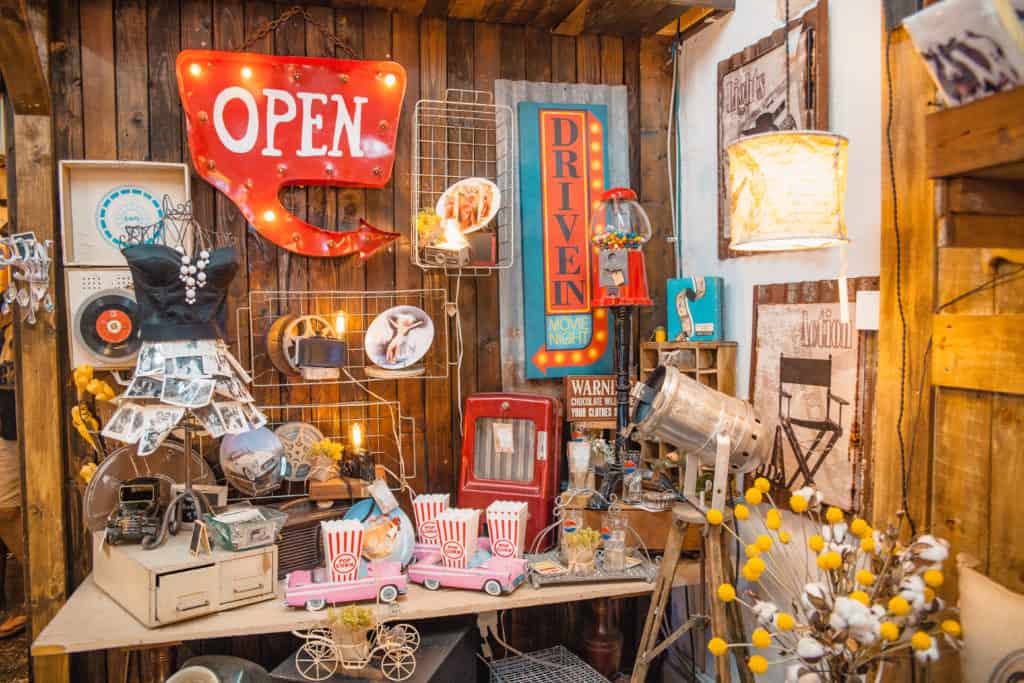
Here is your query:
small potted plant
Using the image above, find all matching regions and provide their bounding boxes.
[565,527,602,576]
[328,605,374,660]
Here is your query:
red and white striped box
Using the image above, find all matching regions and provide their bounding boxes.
[412,493,450,544]
[321,519,364,583]
[435,508,481,569]
[486,500,529,559]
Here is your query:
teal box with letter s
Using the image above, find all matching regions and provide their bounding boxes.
[666,277,723,342]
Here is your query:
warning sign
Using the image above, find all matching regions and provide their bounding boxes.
[564,375,616,425]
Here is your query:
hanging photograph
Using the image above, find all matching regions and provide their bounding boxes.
[749,278,877,512]
[717,1,829,259]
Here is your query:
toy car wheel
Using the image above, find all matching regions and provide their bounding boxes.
[295,639,338,681]
[379,584,399,603]
[423,578,441,591]
[305,599,326,612]
[483,579,502,597]
[380,646,416,681]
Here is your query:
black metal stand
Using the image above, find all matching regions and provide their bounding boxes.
[596,307,632,508]
[143,412,209,549]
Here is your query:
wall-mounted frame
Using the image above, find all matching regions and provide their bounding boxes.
[716,2,829,260]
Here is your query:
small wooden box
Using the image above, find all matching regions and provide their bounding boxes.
[92,531,277,628]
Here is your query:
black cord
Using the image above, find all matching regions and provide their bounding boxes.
[884,29,916,537]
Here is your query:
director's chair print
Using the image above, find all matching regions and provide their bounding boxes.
[774,353,848,490]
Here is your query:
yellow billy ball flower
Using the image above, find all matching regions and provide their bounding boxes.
[766,509,782,530]
[751,627,772,649]
[923,569,944,588]
[706,508,724,526]
[746,557,766,576]
[860,535,876,552]
[849,591,870,606]
[790,494,808,513]
[776,612,795,631]
[879,622,900,642]
[746,544,762,559]
[825,506,844,524]
[708,637,728,657]
[808,534,825,552]
[778,530,792,544]
[888,596,911,616]
[742,565,761,583]
[849,518,869,537]
[818,551,842,570]
[756,534,773,551]
[911,631,932,651]
[856,569,876,586]
[717,583,737,603]
[745,488,763,505]
[755,477,771,493]
[941,620,961,637]
[748,655,769,675]
[735,504,751,521]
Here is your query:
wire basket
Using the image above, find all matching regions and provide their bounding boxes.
[489,646,610,683]
[412,89,516,276]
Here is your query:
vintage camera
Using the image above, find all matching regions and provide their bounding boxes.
[104,477,164,545]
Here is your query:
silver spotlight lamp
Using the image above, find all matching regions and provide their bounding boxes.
[629,364,770,512]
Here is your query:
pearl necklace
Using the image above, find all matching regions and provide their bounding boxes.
[177,246,210,305]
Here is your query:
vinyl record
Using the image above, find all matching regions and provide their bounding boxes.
[75,289,141,361]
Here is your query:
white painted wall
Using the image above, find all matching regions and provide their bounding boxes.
[675,0,882,399]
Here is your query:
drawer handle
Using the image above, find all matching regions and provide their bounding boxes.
[177,599,210,612]
[234,581,264,594]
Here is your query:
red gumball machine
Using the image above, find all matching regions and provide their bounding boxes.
[590,188,653,503]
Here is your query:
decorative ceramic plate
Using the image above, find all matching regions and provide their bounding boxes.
[364,305,434,371]
[434,177,500,235]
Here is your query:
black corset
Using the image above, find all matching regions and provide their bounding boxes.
[123,244,239,342]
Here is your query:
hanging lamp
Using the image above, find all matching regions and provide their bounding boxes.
[726,0,849,254]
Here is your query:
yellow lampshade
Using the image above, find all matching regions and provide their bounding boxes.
[727,131,849,252]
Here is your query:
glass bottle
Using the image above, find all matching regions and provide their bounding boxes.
[622,459,642,505]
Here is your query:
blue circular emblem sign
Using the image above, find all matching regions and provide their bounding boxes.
[95,186,163,247]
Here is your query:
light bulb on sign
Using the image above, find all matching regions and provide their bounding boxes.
[189,63,202,77]
[377,72,397,88]
[334,311,346,335]
[352,423,363,450]
[240,66,253,79]
[262,209,276,222]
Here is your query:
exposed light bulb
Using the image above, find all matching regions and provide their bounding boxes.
[262,210,276,222]
[352,423,363,450]
[189,63,202,76]
[334,311,346,335]
[240,66,253,79]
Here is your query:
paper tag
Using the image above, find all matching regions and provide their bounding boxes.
[537,431,548,461]
[369,479,399,514]
[492,422,515,454]
[599,249,629,287]
[856,290,880,331]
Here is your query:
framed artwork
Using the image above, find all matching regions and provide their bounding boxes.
[717,2,829,260]
[749,277,878,512]
[517,102,616,379]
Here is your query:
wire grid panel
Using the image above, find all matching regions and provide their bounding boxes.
[489,646,610,683]
[412,89,516,276]
[258,399,417,489]
[237,288,450,388]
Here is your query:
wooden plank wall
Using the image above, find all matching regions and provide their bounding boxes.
[49,2,673,679]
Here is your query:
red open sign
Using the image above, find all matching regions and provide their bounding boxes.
[176,49,406,258]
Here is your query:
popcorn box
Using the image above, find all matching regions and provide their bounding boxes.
[321,519,364,583]
[435,508,481,569]
[486,500,529,559]
[412,493,450,544]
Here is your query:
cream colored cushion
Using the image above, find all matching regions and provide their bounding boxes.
[958,554,1024,682]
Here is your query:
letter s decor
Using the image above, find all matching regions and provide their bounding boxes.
[176,49,405,259]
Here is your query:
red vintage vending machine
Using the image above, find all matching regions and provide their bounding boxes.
[458,393,562,551]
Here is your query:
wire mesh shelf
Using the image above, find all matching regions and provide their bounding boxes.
[236,288,450,389]
[412,89,516,277]
[489,646,610,683]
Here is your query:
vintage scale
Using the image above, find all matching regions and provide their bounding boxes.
[589,188,653,503]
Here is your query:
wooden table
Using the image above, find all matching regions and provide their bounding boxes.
[32,562,700,657]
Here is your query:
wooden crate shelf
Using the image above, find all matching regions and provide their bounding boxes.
[637,341,737,482]
[926,87,1024,181]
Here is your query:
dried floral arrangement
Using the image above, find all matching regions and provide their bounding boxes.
[704,479,962,681]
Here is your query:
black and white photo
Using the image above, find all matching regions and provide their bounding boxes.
[161,376,215,408]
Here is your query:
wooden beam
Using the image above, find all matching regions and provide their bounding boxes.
[926,86,1024,180]
[944,178,1024,215]
[937,214,1024,249]
[0,0,48,114]
[874,26,935,532]
[933,314,1024,395]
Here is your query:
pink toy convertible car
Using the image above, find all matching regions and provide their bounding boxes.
[407,549,528,596]
[285,560,408,611]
